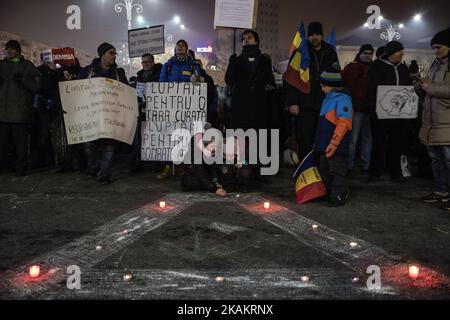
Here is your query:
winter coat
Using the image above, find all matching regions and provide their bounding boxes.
[314,90,353,157]
[136,63,162,83]
[0,56,40,124]
[35,64,61,114]
[225,51,276,129]
[79,58,128,85]
[342,60,371,114]
[419,56,450,145]
[286,41,340,112]
[367,57,412,119]
[159,56,200,83]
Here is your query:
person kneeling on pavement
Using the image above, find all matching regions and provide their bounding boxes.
[181,130,227,197]
[315,69,353,207]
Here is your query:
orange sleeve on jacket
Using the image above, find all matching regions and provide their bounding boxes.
[330,118,352,147]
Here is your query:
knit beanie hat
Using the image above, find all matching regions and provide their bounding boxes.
[308,21,323,36]
[384,41,404,58]
[5,40,21,53]
[97,43,116,58]
[376,46,385,58]
[355,44,374,61]
[320,70,342,87]
[431,28,450,47]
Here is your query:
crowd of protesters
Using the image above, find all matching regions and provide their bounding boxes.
[0,24,449,211]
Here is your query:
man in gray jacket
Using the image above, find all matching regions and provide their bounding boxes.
[417,28,450,211]
[0,40,40,176]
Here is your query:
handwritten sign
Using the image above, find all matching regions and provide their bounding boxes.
[376,86,419,119]
[128,25,165,58]
[214,0,257,29]
[142,82,208,161]
[59,77,139,145]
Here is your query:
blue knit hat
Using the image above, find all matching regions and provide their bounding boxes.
[320,70,342,87]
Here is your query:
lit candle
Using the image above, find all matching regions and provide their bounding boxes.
[264,202,270,209]
[409,266,420,280]
[123,273,133,281]
[159,201,166,208]
[300,276,309,283]
[29,265,40,278]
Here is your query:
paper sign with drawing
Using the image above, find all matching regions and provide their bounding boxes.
[376,86,419,119]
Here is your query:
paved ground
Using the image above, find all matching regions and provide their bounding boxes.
[0,160,449,299]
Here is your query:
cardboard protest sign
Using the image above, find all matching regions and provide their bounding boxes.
[141,82,208,162]
[59,77,139,145]
[376,86,419,119]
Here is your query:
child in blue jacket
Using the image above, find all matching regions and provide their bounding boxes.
[315,69,353,207]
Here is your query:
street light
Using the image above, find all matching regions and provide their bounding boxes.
[174,16,181,24]
[114,0,144,30]
[414,14,422,22]
[180,24,185,30]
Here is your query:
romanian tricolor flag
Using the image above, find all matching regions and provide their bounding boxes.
[283,22,311,94]
[293,151,327,204]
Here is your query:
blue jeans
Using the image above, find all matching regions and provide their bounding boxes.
[348,112,372,170]
[427,146,450,196]
[84,139,115,177]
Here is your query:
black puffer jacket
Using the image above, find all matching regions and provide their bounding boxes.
[286,41,340,112]
[0,56,40,123]
[367,57,412,119]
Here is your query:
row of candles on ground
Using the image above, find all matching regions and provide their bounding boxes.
[28,265,422,281]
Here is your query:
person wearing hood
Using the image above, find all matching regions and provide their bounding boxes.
[342,44,374,174]
[79,43,128,185]
[315,68,353,207]
[157,40,202,180]
[367,40,412,183]
[159,39,201,83]
[286,21,341,162]
[417,28,450,211]
[0,40,40,176]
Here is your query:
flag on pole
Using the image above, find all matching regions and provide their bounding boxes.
[283,22,311,94]
[326,27,337,47]
[293,150,327,204]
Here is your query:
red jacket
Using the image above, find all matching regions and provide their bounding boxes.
[342,61,371,114]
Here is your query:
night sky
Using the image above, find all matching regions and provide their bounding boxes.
[1,0,449,54]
